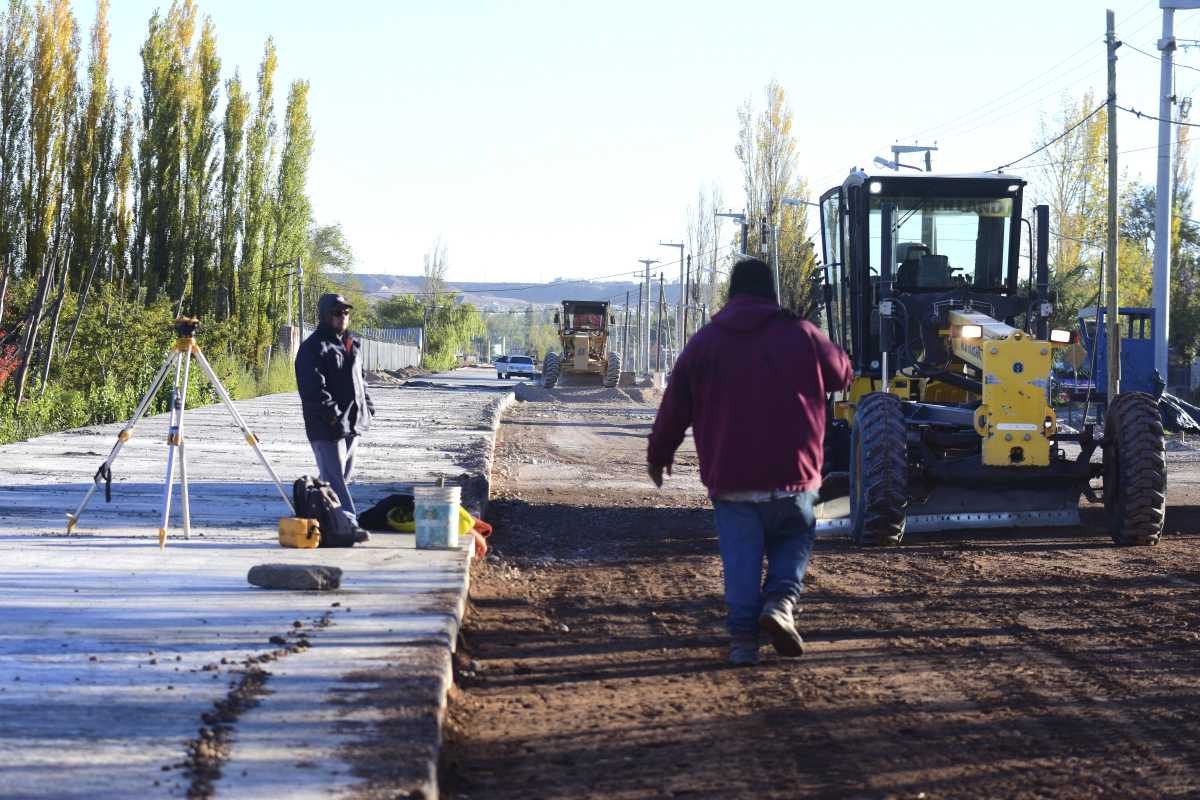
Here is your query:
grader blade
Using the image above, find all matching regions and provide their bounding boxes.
[815,484,1083,537]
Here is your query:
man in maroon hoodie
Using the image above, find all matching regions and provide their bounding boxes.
[647,258,852,666]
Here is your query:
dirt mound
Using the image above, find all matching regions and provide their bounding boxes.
[514,383,661,405]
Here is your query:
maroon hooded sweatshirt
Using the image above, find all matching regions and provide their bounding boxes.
[647,295,852,498]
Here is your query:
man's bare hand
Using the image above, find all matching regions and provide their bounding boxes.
[647,463,671,488]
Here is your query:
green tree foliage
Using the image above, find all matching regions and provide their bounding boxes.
[378,293,484,373]
[240,37,275,340]
[735,80,818,319]
[0,0,339,439]
[218,70,246,319]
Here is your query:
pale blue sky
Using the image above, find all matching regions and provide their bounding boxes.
[72,0,1192,284]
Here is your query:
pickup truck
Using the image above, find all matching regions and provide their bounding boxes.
[495,355,536,380]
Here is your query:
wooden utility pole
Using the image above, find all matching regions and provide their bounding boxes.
[656,273,666,372]
[1106,8,1122,400]
[635,283,643,374]
[683,254,692,345]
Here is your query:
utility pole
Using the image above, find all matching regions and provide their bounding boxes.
[635,283,643,373]
[622,291,631,373]
[656,273,666,372]
[1106,8,1122,400]
[683,254,692,344]
[658,241,684,358]
[638,258,657,375]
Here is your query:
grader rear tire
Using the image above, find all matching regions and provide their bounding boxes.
[542,352,561,389]
[604,352,621,388]
[850,392,908,547]
[1104,392,1167,546]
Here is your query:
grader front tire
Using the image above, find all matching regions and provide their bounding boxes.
[850,392,909,547]
[542,352,561,389]
[1105,392,1167,546]
[604,351,621,388]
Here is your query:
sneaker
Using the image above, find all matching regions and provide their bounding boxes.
[728,635,760,667]
[352,526,371,544]
[759,597,804,657]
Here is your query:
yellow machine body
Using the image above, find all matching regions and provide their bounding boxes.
[278,517,320,548]
[946,309,1057,467]
[571,334,591,371]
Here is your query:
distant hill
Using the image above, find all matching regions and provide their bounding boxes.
[334,273,690,309]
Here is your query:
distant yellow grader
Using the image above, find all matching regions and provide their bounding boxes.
[542,300,621,389]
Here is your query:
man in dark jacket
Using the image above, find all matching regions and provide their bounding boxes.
[647,258,852,666]
[296,293,375,541]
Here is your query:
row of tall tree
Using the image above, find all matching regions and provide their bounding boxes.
[0,0,320,408]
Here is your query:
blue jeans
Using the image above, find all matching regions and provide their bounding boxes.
[310,436,359,525]
[712,492,818,637]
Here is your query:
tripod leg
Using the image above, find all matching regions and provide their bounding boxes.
[177,349,194,540]
[66,350,178,534]
[159,351,185,548]
[192,346,295,514]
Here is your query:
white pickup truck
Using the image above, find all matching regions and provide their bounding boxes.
[495,355,537,380]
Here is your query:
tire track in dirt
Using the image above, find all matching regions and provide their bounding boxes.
[441,392,1200,799]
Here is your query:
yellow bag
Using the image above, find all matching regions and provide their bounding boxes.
[386,505,475,535]
[278,517,320,548]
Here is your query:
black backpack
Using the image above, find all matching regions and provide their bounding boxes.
[293,476,358,548]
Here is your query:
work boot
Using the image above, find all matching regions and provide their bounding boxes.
[759,597,804,657]
[728,634,760,667]
[352,526,371,544]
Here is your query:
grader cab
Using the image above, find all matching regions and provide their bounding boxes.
[542,300,621,388]
[816,171,1166,546]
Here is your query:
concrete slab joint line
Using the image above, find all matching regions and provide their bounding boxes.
[0,368,511,800]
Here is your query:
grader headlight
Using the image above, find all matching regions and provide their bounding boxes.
[959,324,983,340]
[1049,328,1072,344]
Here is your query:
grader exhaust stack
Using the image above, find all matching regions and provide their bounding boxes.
[814,172,1166,546]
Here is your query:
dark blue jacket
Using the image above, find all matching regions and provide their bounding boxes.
[295,324,375,442]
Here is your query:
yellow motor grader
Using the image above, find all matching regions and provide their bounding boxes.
[816,171,1166,546]
[542,300,621,388]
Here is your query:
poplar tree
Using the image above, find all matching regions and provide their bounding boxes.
[65,0,107,291]
[14,0,76,406]
[0,0,32,324]
[240,36,275,342]
[269,78,311,328]
[183,14,218,316]
[218,70,247,320]
[109,88,132,292]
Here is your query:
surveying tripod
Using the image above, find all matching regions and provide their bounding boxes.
[66,317,295,547]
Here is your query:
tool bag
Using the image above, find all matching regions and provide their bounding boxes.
[292,476,358,548]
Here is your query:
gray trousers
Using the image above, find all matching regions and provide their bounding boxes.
[310,436,358,524]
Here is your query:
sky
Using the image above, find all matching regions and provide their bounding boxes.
[71,0,1198,285]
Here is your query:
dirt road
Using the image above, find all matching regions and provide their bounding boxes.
[441,388,1200,799]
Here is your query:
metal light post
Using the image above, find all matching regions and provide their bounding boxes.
[716,210,749,258]
[1151,2,1200,384]
[658,241,684,365]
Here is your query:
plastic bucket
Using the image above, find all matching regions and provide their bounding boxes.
[414,486,462,549]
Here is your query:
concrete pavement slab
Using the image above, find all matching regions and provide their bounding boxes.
[0,372,513,798]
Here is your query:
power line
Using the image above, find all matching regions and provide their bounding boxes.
[1118,103,1200,126]
[1123,40,1200,73]
[988,103,1106,172]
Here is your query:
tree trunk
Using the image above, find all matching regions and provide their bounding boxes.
[13,264,52,409]
[37,241,73,398]
[0,254,9,328]
[63,241,105,363]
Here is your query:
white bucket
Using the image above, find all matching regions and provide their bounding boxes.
[414,486,462,549]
